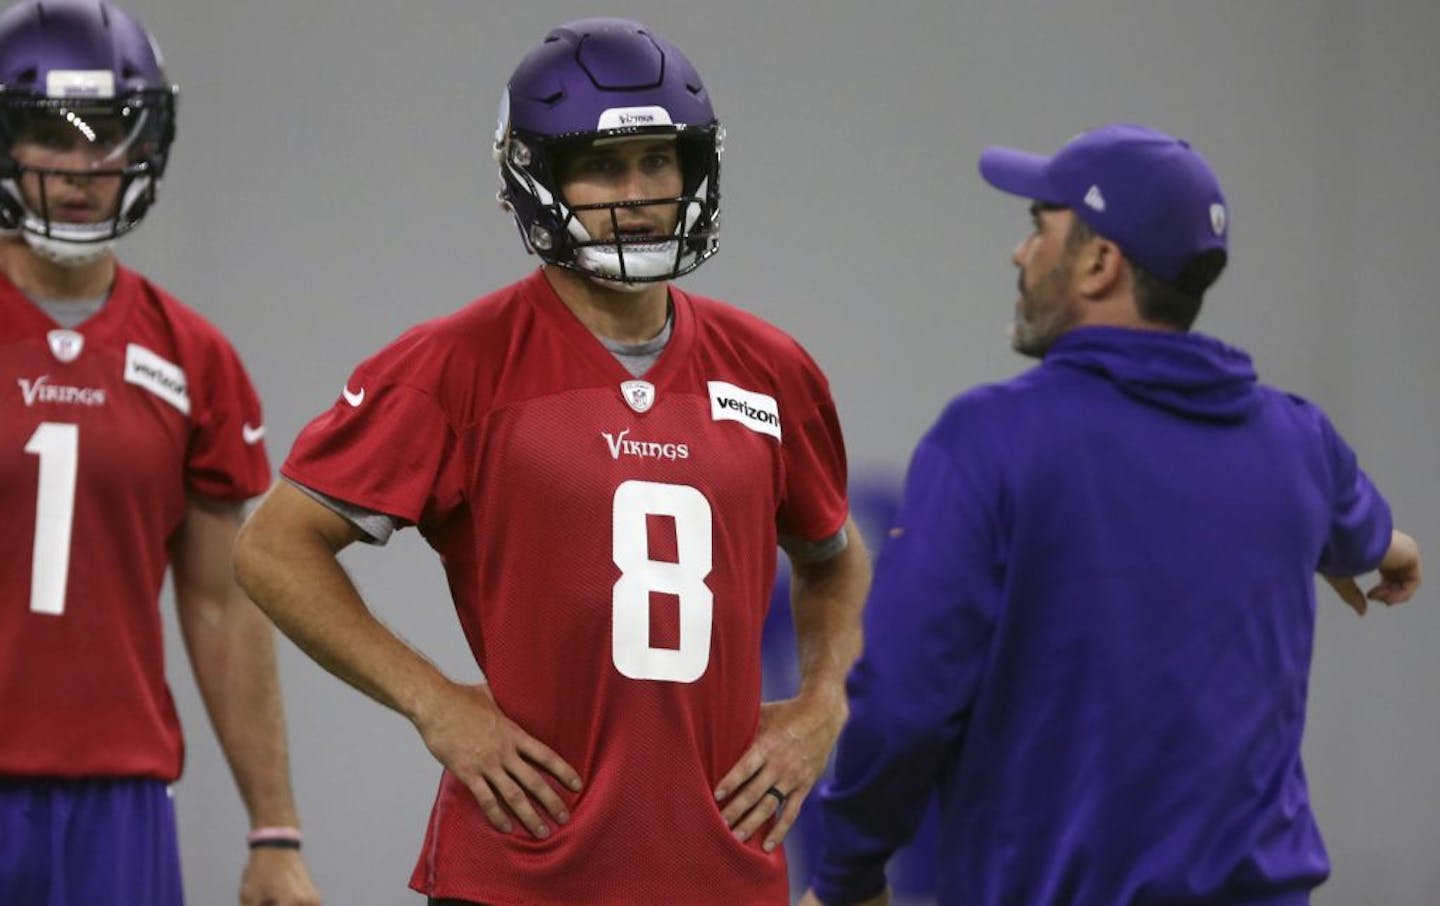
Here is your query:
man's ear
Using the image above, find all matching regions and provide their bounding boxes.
[1075,237,1125,300]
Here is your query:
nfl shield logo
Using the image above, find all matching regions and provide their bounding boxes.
[47,329,85,363]
[621,380,655,413]
[1210,203,1227,236]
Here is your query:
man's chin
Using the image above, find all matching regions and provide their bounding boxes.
[1009,322,1050,360]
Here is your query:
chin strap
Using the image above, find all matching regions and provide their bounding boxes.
[23,231,116,268]
[574,239,681,287]
[586,273,654,294]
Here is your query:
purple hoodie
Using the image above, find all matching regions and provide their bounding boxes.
[811,326,1392,906]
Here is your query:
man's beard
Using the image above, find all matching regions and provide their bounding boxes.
[1010,259,1078,359]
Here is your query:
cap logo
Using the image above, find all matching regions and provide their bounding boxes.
[1083,185,1107,213]
[596,106,674,131]
[1210,203,1227,236]
[45,70,115,99]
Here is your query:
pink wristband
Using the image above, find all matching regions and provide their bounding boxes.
[247,826,303,849]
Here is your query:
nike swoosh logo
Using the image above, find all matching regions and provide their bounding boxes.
[242,422,266,445]
[342,386,365,407]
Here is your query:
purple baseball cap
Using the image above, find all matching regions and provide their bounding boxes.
[979,123,1228,283]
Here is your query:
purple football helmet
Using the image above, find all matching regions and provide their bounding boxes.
[0,0,177,265]
[495,18,721,284]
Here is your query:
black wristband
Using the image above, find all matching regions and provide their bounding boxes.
[248,837,302,850]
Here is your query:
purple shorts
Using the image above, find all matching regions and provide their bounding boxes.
[0,776,183,906]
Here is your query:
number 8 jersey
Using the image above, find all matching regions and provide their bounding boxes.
[0,267,270,780]
[282,270,850,905]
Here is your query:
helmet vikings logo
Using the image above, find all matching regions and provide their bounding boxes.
[621,380,655,413]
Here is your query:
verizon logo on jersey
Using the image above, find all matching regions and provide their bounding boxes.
[707,380,781,440]
[17,375,106,407]
[124,343,190,415]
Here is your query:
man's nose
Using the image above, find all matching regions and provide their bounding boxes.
[1011,236,1029,267]
[616,165,651,201]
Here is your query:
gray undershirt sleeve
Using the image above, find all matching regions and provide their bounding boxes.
[287,478,399,545]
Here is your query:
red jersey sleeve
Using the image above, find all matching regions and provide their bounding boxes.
[776,343,849,543]
[281,330,465,526]
[185,333,271,501]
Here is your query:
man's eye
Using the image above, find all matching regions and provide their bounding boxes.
[577,158,617,175]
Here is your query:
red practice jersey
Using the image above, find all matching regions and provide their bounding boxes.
[0,266,269,781]
[283,270,849,905]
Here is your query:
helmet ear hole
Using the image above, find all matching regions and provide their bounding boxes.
[0,194,23,230]
[127,195,151,222]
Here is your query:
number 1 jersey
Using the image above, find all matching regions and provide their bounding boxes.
[0,267,269,780]
[282,269,850,905]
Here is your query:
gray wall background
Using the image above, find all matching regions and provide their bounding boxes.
[104,0,1438,902]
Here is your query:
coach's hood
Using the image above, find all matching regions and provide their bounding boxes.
[1045,326,1259,422]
